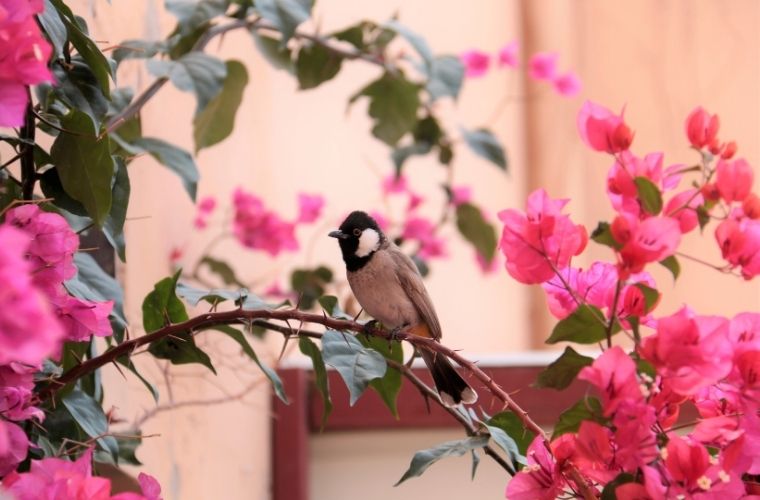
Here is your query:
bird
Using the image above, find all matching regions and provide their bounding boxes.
[329,210,477,407]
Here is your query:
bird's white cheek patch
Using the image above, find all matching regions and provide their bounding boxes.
[355,228,380,257]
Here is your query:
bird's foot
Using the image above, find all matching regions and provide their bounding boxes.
[362,320,379,341]
[388,324,408,343]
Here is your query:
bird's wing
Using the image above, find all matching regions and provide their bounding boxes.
[388,246,443,340]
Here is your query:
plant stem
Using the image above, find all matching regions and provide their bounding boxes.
[20,95,36,200]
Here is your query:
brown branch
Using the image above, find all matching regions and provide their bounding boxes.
[20,95,36,200]
[35,307,596,497]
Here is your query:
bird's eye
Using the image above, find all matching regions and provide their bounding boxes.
[353,228,362,237]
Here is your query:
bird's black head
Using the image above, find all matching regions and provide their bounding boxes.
[329,211,385,271]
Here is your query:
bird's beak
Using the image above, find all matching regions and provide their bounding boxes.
[328,230,348,240]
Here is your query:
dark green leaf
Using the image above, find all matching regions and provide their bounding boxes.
[62,389,119,460]
[299,336,332,426]
[147,53,227,115]
[142,270,189,333]
[697,204,711,230]
[131,137,199,200]
[209,324,256,359]
[351,72,421,146]
[251,34,293,73]
[49,0,112,96]
[426,55,464,101]
[193,60,248,152]
[332,24,364,50]
[166,0,229,35]
[112,40,165,64]
[395,436,489,485]
[659,255,680,281]
[296,43,343,90]
[359,336,403,418]
[103,157,130,262]
[552,397,604,439]
[470,450,480,480]
[38,0,68,58]
[50,110,114,226]
[317,295,353,320]
[116,430,143,466]
[391,142,431,171]
[39,167,88,216]
[384,20,433,68]
[148,331,217,374]
[601,473,637,500]
[199,256,246,287]
[634,283,660,313]
[487,412,535,457]
[255,0,312,45]
[462,128,507,170]
[167,22,209,60]
[455,203,497,262]
[51,60,109,131]
[483,424,522,468]
[291,266,333,309]
[322,330,386,406]
[546,305,610,344]
[590,221,622,250]
[634,177,663,215]
[535,346,593,390]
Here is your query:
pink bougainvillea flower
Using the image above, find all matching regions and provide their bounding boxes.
[112,472,163,500]
[498,189,587,284]
[542,261,618,319]
[497,40,518,68]
[402,216,448,260]
[460,49,490,77]
[685,106,720,149]
[197,196,216,214]
[475,251,498,274]
[168,246,183,265]
[577,101,634,154]
[381,174,408,195]
[528,51,558,81]
[368,211,389,232]
[0,420,28,476]
[579,346,643,416]
[450,185,472,206]
[505,436,566,500]
[0,364,43,421]
[742,193,760,219]
[552,72,581,97]
[232,188,298,256]
[0,0,53,126]
[716,158,754,203]
[407,191,424,212]
[640,308,733,395]
[664,189,704,234]
[617,216,681,276]
[3,448,112,500]
[296,193,324,224]
[193,216,207,230]
[715,218,760,279]
[721,140,738,160]
[0,225,63,367]
[50,291,114,342]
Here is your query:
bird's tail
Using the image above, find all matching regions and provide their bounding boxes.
[420,349,478,407]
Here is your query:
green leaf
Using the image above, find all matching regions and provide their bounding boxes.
[535,347,593,390]
[634,176,663,215]
[296,43,343,90]
[142,270,189,333]
[384,20,433,68]
[39,0,68,58]
[299,336,332,426]
[426,55,465,101]
[455,202,497,262]
[193,60,248,152]
[351,72,421,146]
[103,157,130,262]
[395,436,489,486]
[601,473,637,500]
[199,256,246,287]
[462,128,507,170]
[166,0,229,35]
[486,412,535,457]
[50,110,114,226]
[590,221,622,250]
[112,39,166,64]
[391,142,431,171]
[251,34,294,73]
[317,295,354,320]
[359,336,403,418]
[116,430,143,465]
[116,355,159,402]
[245,330,288,403]
[39,167,88,216]
[546,305,610,344]
[131,137,199,200]
[62,388,119,460]
[67,252,127,338]
[634,283,660,313]
[175,281,247,306]
[49,0,113,96]
[552,397,605,439]
[255,0,312,45]
[659,255,680,281]
[331,24,364,49]
[322,330,386,406]
[148,331,217,374]
[291,266,333,309]
[470,450,480,480]
[483,424,522,468]
[147,52,227,115]
[209,325,256,358]
[50,60,109,132]
[697,204,710,230]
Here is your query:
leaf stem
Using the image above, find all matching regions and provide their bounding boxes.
[20,93,36,200]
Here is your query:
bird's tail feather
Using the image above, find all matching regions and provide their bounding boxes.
[420,349,477,407]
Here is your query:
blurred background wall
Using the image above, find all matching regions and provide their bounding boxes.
[69,0,759,498]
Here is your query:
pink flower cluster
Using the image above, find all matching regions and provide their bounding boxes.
[0,0,53,126]
[193,196,216,229]
[0,205,114,474]
[460,42,581,97]
[232,188,323,256]
[3,448,162,500]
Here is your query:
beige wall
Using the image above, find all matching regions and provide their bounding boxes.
[70,1,760,499]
